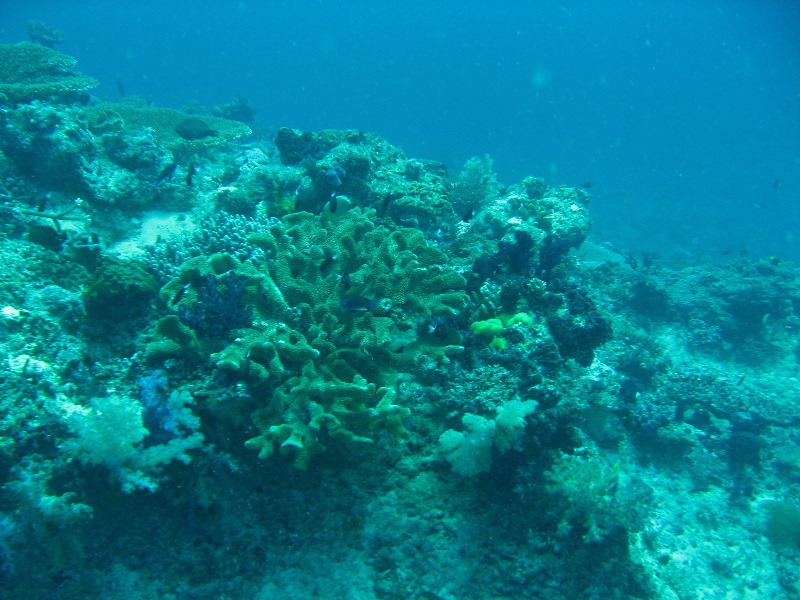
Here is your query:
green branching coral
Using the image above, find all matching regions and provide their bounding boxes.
[155,207,468,467]
[0,42,98,104]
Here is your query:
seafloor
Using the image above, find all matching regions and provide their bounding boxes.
[1,40,800,600]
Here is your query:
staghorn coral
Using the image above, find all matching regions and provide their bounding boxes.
[153,207,468,467]
[142,211,273,284]
[0,42,97,104]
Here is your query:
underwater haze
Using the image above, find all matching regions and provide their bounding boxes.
[3,0,799,260]
[5,2,800,600]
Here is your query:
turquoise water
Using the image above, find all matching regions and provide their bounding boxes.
[1,3,800,599]
[3,0,798,259]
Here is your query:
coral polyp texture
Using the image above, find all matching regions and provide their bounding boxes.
[154,208,467,467]
[0,42,97,103]
[83,103,252,154]
[2,43,800,600]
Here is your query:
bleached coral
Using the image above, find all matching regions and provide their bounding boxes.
[438,398,537,476]
[56,391,203,493]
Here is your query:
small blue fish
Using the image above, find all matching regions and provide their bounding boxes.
[339,296,377,312]
[427,316,453,340]
[326,166,345,187]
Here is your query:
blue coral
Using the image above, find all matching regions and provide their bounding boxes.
[143,212,271,283]
[177,272,252,339]
[139,369,175,444]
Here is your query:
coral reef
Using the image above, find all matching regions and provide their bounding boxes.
[25,21,65,49]
[2,42,800,600]
[57,390,203,493]
[82,102,252,155]
[0,42,97,104]
[154,207,468,467]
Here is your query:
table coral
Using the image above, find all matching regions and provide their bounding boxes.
[0,42,97,104]
[82,103,251,155]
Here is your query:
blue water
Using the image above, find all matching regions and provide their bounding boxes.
[2,0,799,260]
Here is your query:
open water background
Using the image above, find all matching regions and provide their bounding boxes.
[3,0,799,260]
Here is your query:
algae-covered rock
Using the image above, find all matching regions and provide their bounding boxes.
[274,128,456,233]
[0,99,172,212]
[0,100,97,196]
[83,256,158,320]
[522,182,592,246]
[82,102,251,155]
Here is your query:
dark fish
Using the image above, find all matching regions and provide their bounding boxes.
[186,162,196,187]
[427,317,452,340]
[116,78,126,97]
[602,461,621,497]
[339,296,377,312]
[28,224,67,252]
[319,253,338,276]
[157,162,178,182]
[171,282,191,306]
[580,181,593,189]
[175,118,217,141]
[773,179,783,190]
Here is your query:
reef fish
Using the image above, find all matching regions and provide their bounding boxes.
[339,296,377,312]
[186,161,196,187]
[323,194,351,220]
[157,161,178,182]
[175,118,217,140]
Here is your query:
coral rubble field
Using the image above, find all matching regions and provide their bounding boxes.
[1,41,800,600]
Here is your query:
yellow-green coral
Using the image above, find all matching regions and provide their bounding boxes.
[471,313,535,349]
[0,42,98,103]
[156,208,467,467]
[471,318,505,336]
[246,372,409,468]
